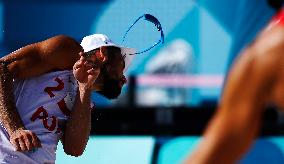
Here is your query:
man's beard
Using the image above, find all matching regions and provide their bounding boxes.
[97,67,122,99]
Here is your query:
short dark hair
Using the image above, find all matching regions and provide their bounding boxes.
[103,46,122,64]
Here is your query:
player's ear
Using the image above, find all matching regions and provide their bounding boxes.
[100,46,107,55]
[100,46,109,62]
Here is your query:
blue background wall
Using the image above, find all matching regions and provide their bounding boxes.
[0,0,276,106]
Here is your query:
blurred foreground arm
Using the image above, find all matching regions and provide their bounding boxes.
[185,25,284,164]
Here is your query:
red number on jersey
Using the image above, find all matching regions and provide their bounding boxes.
[44,77,64,98]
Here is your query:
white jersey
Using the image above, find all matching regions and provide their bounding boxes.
[0,70,78,164]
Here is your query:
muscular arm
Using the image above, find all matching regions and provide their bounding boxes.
[0,62,24,135]
[2,35,81,78]
[62,87,92,156]
[185,26,284,164]
[61,53,104,156]
[0,35,82,151]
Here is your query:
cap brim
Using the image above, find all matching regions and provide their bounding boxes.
[120,47,136,72]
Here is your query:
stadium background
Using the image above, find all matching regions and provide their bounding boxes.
[0,0,284,163]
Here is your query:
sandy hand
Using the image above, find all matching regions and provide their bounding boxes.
[73,52,107,90]
[10,129,41,152]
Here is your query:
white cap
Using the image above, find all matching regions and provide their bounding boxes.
[80,34,136,72]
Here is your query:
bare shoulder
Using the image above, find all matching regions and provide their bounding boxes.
[254,25,284,60]
[39,35,83,69]
[249,25,284,77]
[0,35,83,78]
[220,25,284,111]
[40,35,82,51]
